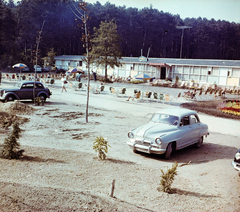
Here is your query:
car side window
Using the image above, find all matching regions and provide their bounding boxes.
[21,84,33,89]
[180,116,190,127]
[190,114,199,125]
[36,83,43,88]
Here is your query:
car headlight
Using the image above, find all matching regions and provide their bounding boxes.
[235,152,240,160]
[128,132,134,139]
[155,137,162,145]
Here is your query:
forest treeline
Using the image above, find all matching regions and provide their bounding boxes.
[0,0,240,69]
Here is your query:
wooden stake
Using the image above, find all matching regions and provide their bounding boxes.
[110,179,115,197]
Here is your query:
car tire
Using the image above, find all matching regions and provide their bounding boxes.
[165,143,172,160]
[6,95,15,102]
[195,136,203,148]
[133,149,139,154]
[39,94,46,101]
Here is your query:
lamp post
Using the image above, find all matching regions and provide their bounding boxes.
[176,26,192,59]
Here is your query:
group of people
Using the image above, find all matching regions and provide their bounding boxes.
[183,89,197,99]
[126,90,141,101]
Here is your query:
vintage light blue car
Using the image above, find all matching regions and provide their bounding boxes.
[232,149,240,177]
[127,108,209,159]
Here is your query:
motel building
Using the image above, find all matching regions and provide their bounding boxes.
[54,55,240,87]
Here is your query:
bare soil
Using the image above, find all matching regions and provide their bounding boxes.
[0,99,239,212]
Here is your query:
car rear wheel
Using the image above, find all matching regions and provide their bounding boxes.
[165,143,172,159]
[195,136,203,148]
[6,95,15,102]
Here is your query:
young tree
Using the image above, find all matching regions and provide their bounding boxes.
[90,20,122,79]
[68,0,92,122]
[1,122,24,160]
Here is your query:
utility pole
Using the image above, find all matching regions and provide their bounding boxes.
[176,26,192,59]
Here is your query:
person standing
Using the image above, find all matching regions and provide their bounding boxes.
[0,69,2,85]
[93,71,97,81]
[61,75,67,92]
[76,72,82,82]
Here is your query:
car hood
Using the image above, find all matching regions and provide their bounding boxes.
[1,87,20,92]
[133,122,177,138]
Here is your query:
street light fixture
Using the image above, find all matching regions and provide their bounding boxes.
[176,26,192,59]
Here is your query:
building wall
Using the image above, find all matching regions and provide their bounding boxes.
[227,77,240,86]
[54,56,240,86]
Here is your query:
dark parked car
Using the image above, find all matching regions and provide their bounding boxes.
[232,149,240,177]
[0,81,52,102]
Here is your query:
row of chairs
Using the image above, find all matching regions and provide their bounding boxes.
[109,87,127,97]
[68,82,106,94]
[126,90,181,104]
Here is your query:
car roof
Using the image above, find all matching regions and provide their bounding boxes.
[20,81,42,84]
[154,108,197,117]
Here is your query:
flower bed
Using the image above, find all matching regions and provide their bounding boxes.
[217,100,240,116]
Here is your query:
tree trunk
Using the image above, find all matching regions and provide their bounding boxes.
[105,62,107,79]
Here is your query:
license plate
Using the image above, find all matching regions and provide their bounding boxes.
[136,148,149,153]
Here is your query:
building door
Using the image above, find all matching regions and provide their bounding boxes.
[160,67,166,79]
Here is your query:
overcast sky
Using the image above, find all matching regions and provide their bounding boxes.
[12,0,240,23]
[84,0,240,23]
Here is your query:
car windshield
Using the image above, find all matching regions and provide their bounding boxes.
[14,82,22,89]
[150,113,179,125]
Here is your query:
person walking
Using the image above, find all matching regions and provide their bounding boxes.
[61,75,67,92]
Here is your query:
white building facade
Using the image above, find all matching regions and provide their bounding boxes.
[54,55,240,86]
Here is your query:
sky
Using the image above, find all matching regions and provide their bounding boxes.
[11,0,240,23]
[84,0,240,23]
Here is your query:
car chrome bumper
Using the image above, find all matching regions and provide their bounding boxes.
[127,141,166,155]
[232,161,240,172]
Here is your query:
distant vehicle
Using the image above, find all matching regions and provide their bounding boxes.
[22,67,30,72]
[232,149,240,177]
[0,81,52,102]
[55,68,66,74]
[127,108,209,159]
[34,65,42,72]
[42,66,51,72]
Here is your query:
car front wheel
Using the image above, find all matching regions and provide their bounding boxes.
[6,95,15,102]
[195,136,203,148]
[165,143,172,159]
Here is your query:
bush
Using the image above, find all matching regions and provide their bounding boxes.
[129,80,144,84]
[1,122,24,159]
[93,136,110,160]
[159,161,178,193]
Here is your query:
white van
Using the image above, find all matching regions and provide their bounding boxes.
[34,65,42,72]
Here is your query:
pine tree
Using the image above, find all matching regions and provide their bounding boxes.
[1,122,24,159]
[90,20,122,79]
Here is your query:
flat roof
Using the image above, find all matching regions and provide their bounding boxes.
[55,55,240,68]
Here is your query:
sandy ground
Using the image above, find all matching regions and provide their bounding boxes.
[0,79,240,211]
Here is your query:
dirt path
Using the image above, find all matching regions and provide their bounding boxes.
[0,87,239,211]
